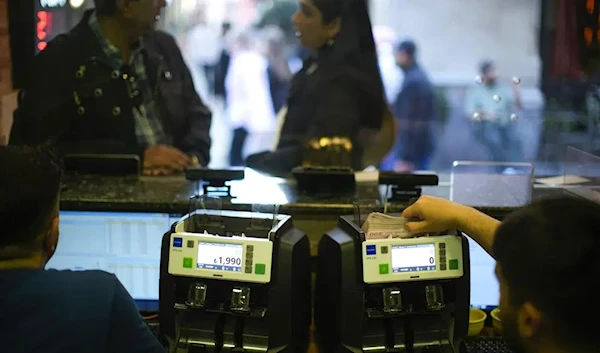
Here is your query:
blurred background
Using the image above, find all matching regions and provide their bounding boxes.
[11,0,600,176]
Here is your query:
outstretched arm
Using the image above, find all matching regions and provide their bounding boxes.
[402,196,501,258]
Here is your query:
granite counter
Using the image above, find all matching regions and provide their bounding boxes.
[60,171,567,218]
[59,172,571,254]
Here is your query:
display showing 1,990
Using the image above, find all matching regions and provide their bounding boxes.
[213,256,242,266]
[196,242,243,272]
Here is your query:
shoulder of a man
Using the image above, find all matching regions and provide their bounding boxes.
[57,270,164,353]
[45,270,165,353]
[47,269,121,295]
[32,27,85,68]
[25,27,88,96]
[145,30,181,54]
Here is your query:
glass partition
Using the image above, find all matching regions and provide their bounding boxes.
[450,161,534,207]
[563,146,600,203]
[20,0,600,177]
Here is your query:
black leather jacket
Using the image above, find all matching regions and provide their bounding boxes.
[10,10,212,165]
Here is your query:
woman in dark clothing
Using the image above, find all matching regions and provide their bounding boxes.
[246,0,393,175]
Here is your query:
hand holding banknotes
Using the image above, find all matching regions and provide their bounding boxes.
[401,196,464,234]
[361,212,414,239]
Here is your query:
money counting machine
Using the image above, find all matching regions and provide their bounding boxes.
[159,209,311,352]
[315,216,470,353]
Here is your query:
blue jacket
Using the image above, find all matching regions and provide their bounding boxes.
[392,63,436,163]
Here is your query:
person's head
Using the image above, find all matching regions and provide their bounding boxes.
[0,146,63,268]
[291,0,386,133]
[292,0,343,52]
[230,30,258,53]
[94,0,167,35]
[263,25,287,57]
[394,39,416,69]
[493,196,600,353]
[480,60,498,85]
[222,22,232,37]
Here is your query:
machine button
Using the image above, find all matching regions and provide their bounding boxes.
[187,240,194,248]
[255,263,266,275]
[381,246,388,254]
[440,263,447,271]
[245,266,252,273]
[440,256,446,264]
[449,259,459,270]
[439,242,446,249]
[439,248,446,256]
[366,244,376,255]
[245,259,252,266]
[173,237,183,248]
[379,264,389,274]
[246,245,254,251]
[183,257,193,268]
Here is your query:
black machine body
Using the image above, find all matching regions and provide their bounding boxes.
[378,172,439,203]
[314,215,470,353]
[159,210,311,353]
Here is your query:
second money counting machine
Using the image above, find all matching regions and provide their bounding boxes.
[314,215,471,353]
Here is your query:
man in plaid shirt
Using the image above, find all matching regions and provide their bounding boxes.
[11,0,212,175]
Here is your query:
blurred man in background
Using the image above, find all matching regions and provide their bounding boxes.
[225,30,276,166]
[465,60,522,164]
[387,39,436,172]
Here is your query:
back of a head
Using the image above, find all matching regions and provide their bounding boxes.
[494,196,600,350]
[0,146,62,259]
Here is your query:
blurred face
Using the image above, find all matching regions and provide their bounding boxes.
[292,0,341,52]
[483,67,498,84]
[121,0,167,33]
[496,264,543,353]
[394,50,411,69]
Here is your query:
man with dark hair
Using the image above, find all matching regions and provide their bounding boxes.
[11,0,211,176]
[386,39,436,172]
[0,145,165,353]
[402,195,600,353]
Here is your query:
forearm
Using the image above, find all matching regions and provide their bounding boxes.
[454,204,501,259]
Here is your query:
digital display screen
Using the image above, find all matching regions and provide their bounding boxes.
[196,242,243,272]
[391,244,436,273]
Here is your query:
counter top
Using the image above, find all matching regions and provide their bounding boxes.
[59,170,568,219]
